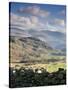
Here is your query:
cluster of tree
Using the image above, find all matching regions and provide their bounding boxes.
[9,67,66,88]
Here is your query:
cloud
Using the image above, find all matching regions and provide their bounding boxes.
[10,13,66,33]
[17,6,50,17]
[54,19,65,26]
[49,18,65,27]
[30,16,38,24]
[59,10,66,16]
[47,21,66,33]
[10,13,31,30]
[46,22,58,31]
[10,13,46,31]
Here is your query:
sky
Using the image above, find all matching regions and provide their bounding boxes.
[9,2,66,33]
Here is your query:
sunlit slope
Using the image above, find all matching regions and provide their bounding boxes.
[10,36,65,63]
[10,36,52,63]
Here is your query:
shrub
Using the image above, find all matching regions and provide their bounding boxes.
[9,67,66,88]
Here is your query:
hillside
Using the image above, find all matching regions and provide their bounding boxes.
[11,27,66,50]
[10,36,53,63]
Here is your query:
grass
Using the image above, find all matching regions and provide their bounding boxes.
[10,62,66,73]
[47,63,66,72]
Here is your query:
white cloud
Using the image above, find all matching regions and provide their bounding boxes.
[10,13,46,31]
[10,13,31,30]
[59,10,66,16]
[30,16,38,24]
[54,19,65,26]
[17,6,50,17]
[45,21,66,33]
[10,13,66,33]
[46,22,58,31]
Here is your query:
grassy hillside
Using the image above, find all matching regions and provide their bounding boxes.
[9,36,66,72]
[10,36,52,62]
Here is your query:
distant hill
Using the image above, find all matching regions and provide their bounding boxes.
[28,30,66,50]
[10,28,66,50]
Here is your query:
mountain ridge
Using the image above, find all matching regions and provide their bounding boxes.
[10,28,66,50]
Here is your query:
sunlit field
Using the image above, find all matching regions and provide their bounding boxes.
[10,62,66,73]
